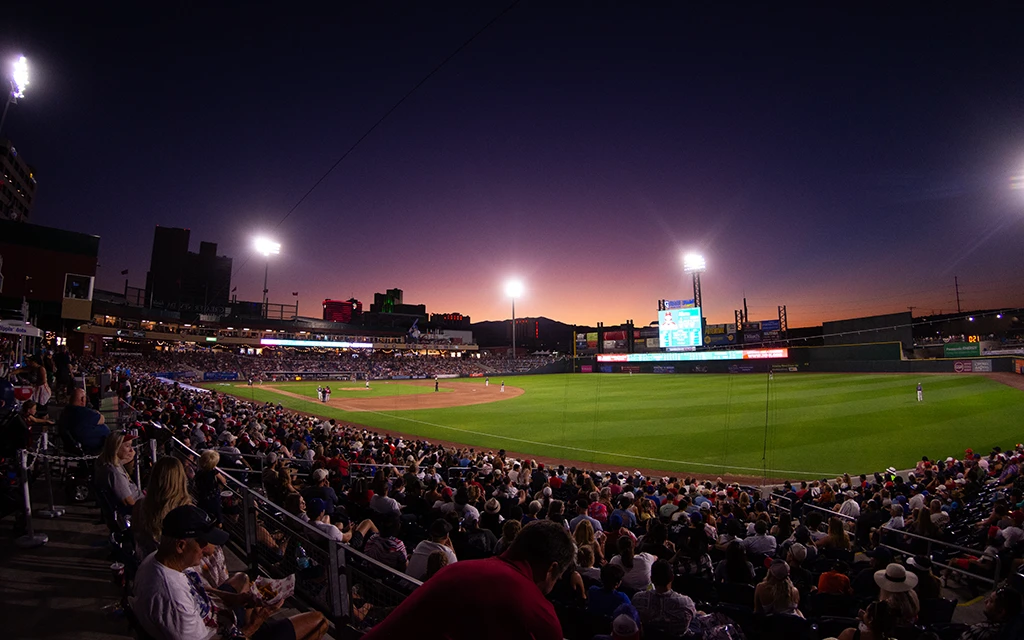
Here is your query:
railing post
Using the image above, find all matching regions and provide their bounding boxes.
[242,488,259,577]
[149,439,158,465]
[15,449,48,549]
[37,433,65,519]
[327,540,344,619]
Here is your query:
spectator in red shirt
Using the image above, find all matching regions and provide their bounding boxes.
[362,520,575,640]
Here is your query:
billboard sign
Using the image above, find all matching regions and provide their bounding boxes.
[658,307,702,349]
[742,332,762,344]
[1015,359,1024,374]
[663,299,695,310]
[944,343,980,358]
[652,366,676,373]
[953,360,973,373]
[580,365,593,373]
[597,348,787,363]
[971,359,992,373]
[760,319,781,332]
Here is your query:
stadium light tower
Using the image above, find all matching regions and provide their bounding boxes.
[0,55,30,136]
[254,237,281,318]
[683,253,706,309]
[505,279,524,359]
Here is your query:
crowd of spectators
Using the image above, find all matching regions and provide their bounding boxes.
[6,348,1023,640]
[64,349,562,382]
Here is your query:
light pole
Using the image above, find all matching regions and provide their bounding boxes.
[0,55,29,136]
[254,237,280,318]
[683,253,706,309]
[505,279,524,359]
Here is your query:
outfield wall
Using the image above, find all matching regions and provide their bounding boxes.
[576,352,1016,375]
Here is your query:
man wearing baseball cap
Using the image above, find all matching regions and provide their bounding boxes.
[133,505,327,640]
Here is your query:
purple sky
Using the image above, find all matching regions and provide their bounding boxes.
[5,3,1024,328]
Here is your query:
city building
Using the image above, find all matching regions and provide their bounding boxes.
[0,138,37,222]
[430,312,471,329]
[322,298,363,323]
[144,226,232,313]
[0,218,99,334]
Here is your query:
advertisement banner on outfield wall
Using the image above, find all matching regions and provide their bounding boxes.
[971,359,992,372]
[771,364,801,372]
[600,365,613,373]
[728,364,756,373]
[953,361,973,373]
[580,365,593,373]
[945,342,981,358]
[621,365,641,374]
[652,366,675,373]
[1015,359,1024,374]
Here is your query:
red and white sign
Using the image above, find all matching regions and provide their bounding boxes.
[953,360,972,373]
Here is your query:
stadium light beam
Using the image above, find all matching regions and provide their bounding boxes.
[254,237,281,317]
[1,55,30,136]
[505,279,524,359]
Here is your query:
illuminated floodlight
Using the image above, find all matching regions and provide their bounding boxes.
[254,237,281,257]
[683,253,706,273]
[505,279,524,299]
[968,316,974,322]
[997,314,1003,319]
[11,56,28,99]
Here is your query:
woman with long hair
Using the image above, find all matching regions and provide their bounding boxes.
[715,540,756,584]
[837,601,897,640]
[609,534,656,591]
[574,518,605,565]
[96,431,143,513]
[133,456,192,557]
[816,516,852,550]
[493,518,522,555]
[754,559,803,617]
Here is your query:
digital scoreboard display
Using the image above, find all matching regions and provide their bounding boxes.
[658,307,702,348]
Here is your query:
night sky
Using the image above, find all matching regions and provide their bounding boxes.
[4,3,1024,328]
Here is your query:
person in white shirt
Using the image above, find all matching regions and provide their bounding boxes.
[740,520,778,556]
[406,519,459,580]
[839,493,861,519]
[133,505,328,640]
[609,535,657,591]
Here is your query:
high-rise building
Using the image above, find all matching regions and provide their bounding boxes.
[0,138,37,222]
[145,226,232,310]
[322,298,362,323]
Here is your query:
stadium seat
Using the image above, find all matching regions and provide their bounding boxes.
[673,574,717,606]
[815,615,859,639]
[804,592,859,618]
[752,613,816,640]
[713,603,755,636]
[917,597,957,626]
[716,582,755,607]
[927,622,969,640]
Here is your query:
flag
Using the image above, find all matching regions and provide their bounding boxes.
[292,291,299,296]
[231,287,237,292]
[120,269,129,275]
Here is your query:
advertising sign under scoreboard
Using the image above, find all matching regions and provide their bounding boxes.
[760,319,781,332]
[659,307,702,348]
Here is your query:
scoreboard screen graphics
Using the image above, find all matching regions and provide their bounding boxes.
[658,307,702,348]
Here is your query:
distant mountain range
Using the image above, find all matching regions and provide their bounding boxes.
[470,316,576,353]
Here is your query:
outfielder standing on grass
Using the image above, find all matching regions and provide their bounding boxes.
[917,382,923,402]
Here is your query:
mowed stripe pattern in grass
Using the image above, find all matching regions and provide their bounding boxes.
[205,373,1024,478]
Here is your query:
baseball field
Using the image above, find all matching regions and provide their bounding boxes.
[202,373,1024,479]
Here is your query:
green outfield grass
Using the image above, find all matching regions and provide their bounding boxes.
[202,373,1024,478]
